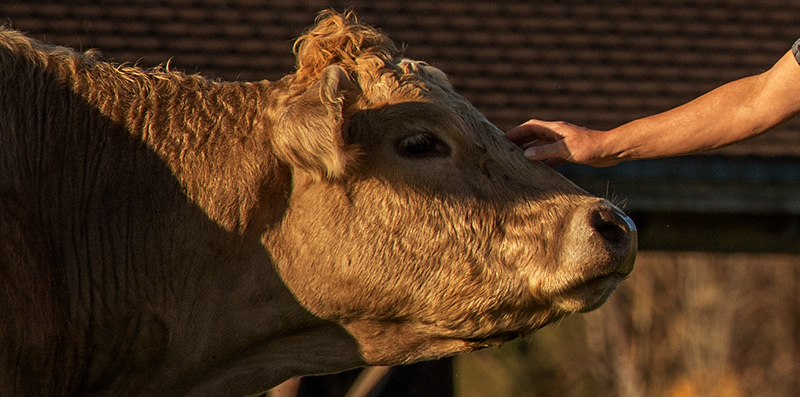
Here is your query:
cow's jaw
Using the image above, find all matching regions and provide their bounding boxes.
[341,319,519,365]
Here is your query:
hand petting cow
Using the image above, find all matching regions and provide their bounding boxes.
[0,10,636,396]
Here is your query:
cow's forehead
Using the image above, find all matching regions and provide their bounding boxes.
[357,58,481,119]
[397,58,451,87]
[400,61,503,140]
[348,55,505,153]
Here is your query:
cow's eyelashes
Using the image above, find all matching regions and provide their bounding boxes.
[395,132,451,158]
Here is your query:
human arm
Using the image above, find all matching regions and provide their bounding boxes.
[506,50,800,167]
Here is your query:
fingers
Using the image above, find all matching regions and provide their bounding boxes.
[506,119,573,165]
[505,119,569,143]
[519,139,547,150]
[543,158,566,168]
[523,140,570,163]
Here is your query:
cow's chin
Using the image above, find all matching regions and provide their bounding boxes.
[343,320,477,366]
[553,272,628,313]
[342,317,547,366]
[342,305,560,366]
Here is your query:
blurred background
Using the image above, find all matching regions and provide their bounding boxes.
[4,1,798,395]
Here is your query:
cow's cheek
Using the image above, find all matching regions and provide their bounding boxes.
[260,181,406,318]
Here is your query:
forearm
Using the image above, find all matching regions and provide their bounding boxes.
[602,51,800,161]
[509,50,800,167]
[604,74,773,160]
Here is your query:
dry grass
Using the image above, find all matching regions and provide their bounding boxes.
[456,251,800,397]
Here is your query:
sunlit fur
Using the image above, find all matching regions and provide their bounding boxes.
[0,10,634,395]
[266,10,633,365]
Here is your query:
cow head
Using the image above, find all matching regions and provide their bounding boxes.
[267,10,636,365]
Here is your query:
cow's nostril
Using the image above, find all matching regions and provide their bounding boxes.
[591,208,631,249]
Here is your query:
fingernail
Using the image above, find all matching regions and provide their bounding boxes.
[523,147,536,159]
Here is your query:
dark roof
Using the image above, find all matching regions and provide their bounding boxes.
[3,0,799,158]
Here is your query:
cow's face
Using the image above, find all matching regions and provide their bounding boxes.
[267,60,636,365]
[265,12,636,365]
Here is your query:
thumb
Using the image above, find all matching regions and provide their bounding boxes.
[523,140,569,162]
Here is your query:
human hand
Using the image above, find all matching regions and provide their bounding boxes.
[505,119,618,167]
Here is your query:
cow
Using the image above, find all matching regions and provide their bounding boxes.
[0,10,636,396]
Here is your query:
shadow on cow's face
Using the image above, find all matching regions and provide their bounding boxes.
[347,101,569,201]
[266,63,637,365]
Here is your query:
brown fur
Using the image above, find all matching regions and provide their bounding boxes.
[293,10,401,83]
[0,10,636,395]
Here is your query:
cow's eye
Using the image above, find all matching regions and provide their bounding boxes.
[395,132,451,158]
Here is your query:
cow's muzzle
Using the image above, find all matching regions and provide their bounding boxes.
[589,200,637,273]
[555,199,638,312]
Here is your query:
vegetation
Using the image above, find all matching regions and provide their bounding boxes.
[456,251,800,397]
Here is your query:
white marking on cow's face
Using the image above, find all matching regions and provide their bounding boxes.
[265,59,636,365]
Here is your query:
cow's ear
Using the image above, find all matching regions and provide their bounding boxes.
[273,65,359,181]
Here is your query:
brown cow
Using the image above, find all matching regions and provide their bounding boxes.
[0,10,636,396]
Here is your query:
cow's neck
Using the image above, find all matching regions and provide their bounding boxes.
[134,77,285,234]
[46,61,365,392]
[0,38,363,395]
[74,67,288,235]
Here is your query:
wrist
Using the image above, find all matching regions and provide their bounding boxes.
[589,129,624,167]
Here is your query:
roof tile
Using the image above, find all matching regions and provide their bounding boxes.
[1,0,799,157]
